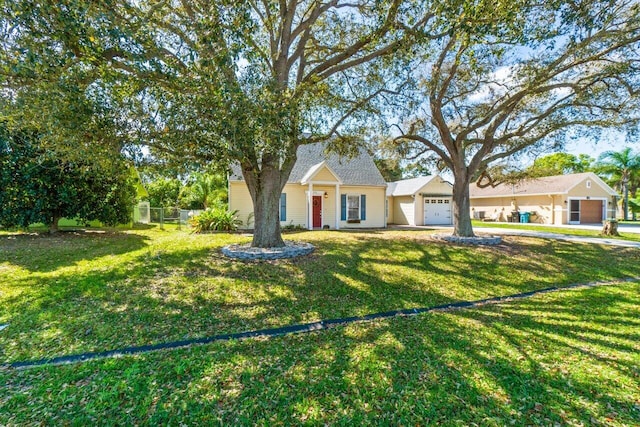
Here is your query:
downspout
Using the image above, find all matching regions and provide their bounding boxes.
[548,194,554,225]
[227,173,231,213]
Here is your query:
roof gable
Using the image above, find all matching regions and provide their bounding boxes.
[565,172,618,196]
[300,161,342,184]
[386,175,448,196]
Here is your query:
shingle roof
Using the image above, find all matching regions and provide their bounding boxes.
[469,172,618,198]
[386,176,439,196]
[229,142,386,187]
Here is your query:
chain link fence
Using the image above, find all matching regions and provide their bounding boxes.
[133,203,203,229]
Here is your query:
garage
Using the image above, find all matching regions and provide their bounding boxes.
[387,175,453,226]
[470,173,617,225]
[570,199,604,224]
[424,197,452,225]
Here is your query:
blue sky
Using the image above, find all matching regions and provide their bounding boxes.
[565,138,632,159]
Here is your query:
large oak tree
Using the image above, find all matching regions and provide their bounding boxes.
[1,0,434,247]
[398,0,640,236]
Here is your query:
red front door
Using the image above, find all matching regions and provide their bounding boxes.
[312,196,322,228]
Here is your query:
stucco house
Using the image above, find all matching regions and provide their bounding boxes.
[386,176,453,226]
[469,172,619,225]
[229,143,387,230]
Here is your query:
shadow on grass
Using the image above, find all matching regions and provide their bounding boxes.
[0,229,151,273]
[2,284,637,425]
[2,230,640,366]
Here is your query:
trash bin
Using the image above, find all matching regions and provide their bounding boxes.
[520,212,530,223]
[510,211,520,223]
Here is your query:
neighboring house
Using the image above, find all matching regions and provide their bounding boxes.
[469,172,619,225]
[386,176,453,226]
[228,143,387,229]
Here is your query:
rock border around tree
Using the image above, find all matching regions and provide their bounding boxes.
[222,241,315,260]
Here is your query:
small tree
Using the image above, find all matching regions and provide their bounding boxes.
[596,147,640,221]
[145,178,182,209]
[528,153,595,177]
[0,126,136,232]
[184,173,227,210]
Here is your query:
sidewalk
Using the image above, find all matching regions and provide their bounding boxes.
[476,222,640,235]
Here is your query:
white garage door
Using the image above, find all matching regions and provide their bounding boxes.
[424,198,452,225]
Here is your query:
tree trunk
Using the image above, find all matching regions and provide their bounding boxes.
[49,216,61,234]
[452,174,475,237]
[602,219,619,236]
[244,163,286,248]
[623,180,629,221]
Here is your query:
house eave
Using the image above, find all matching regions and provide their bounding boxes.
[470,191,567,199]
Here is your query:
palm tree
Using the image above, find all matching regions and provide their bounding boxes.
[185,173,227,210]
[597,147,640,221]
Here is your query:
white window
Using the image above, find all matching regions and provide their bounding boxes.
[347,195,360,220]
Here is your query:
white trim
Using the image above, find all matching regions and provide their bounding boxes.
[346,193,361,222]
[304,180,341,185]
[307,184,314,230]
[335,184,340,230]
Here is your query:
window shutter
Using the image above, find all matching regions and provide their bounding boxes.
[360,195,366,220]
[340,194,347,220]
[280,193,286,221]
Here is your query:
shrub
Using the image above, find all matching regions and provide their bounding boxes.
[189,207,242,233]
[282,221,306,232]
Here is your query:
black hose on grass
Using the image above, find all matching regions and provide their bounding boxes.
[7,277,638,370]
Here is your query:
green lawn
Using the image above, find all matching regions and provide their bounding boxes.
[1,227,639,424]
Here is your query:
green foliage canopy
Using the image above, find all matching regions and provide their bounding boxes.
[596,147,640,220]
[0,0,432,247]
[145,178,182,209]
[528,153,595,177]
[183,173,227,210]
[0,125,136,231]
